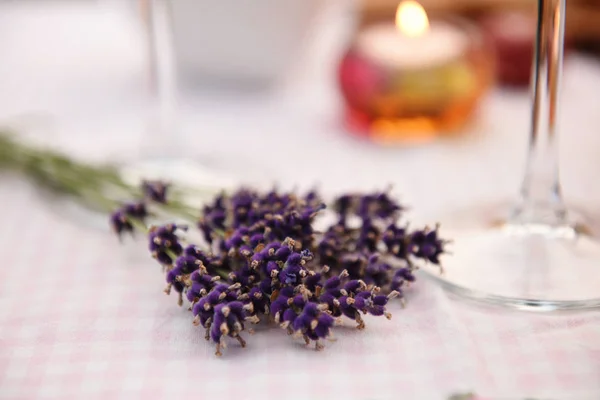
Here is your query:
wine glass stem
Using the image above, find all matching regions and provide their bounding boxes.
[512,0,567,226]
[143,0,180,158]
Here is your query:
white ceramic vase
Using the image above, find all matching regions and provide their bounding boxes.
[166,0,324,86]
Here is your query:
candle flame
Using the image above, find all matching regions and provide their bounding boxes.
[395,1,430,37]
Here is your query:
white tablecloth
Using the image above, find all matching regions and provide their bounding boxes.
[1,2,600,399]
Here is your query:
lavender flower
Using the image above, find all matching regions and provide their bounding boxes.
[142,180,169,204]
[210,301,249,356]
[332,189,403,222]
[390,267,415,294]
[186,270,220,304]
[109,187,447,356]
[410,227,445,264]
[148,224,185,266]
[110,202,148,238]
[293,302,335,349]
[110,210,133,238]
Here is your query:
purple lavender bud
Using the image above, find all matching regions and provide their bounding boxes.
[224,290,239,302]
[209,319,223,343]
[141,180,169,204]
[300,249,314,260]
[175,255,203,275]
[279,286,296,298]
[282,308,297,324]
[191,271,215,286]
[340,256,365,279]
[292,294,306,308]
[303,203,326,217]
[293,302,327,337]
[270,297,288,319]
[353,295,367,310]
[397,268,415,282]
[264,242,282,256]
[304,273,322,292]
[410,229,444,264]
[249,234,265,248]
[324,276,341,290]
[208,210,227,228]
[265,261,280,276]
[148,224,184,265]
[373,295,388,306]
[259,278,273,294]
[318,292,336,309]
[248,286,263,300]
[292,313,311,332]
[193,296,219,326]
[313,313,334,338]
[364,257,392,287]
[286,253,302,267]
[227,301,246,321]
[355,290,372,300]
[172,281,185,293]
[343,279,364,294]
[304,190,320,205]
[367,305,385,316]
[187,282,206,302]
[357,194,373,219]
[357,219,379,252]
[110,202,149,238]
[251,251,268,266]
[207,286,227,304]
[247,286,269,314]
[279,263,302,285]
[198,221,213,244]
[184,245,203,259]
[390,267,415,292]
[192,300,203,316]
[166,269,179,284]
[292,309,314,332]
[230,265,260,287]
[123,202,148,220]
[372,191,403,219]
[226,228,249,249]
[333,194,354,216]
[338,297,358,319]
[110,210,133,238]
[302,302,320,317]
[238,244,253,257]
[383,223,407,252]
[274,246,292,262]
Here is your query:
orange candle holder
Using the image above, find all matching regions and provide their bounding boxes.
[338,2,494,144]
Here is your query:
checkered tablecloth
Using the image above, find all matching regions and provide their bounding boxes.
[0,177,599,400]
[2,1,600,399]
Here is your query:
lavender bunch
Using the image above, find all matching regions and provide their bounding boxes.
[111,186,446,356]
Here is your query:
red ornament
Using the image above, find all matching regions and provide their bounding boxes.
[479,12,537,87]
[338,50,386,111]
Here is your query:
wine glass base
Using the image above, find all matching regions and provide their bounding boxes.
[420,203,600,311]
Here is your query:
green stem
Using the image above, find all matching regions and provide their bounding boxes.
[0,132,218,221]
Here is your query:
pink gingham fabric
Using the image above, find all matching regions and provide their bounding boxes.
[2,1,600,399]
[1,177,599,400]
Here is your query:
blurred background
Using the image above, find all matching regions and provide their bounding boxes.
[2,0,600,220]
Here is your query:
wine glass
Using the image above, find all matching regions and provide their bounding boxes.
[420,0,600,311]
[117,0,237,196]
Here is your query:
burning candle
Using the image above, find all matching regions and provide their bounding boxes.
[338,1,494,144]
[357,1,468,70]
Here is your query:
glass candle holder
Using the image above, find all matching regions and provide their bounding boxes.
[338,10,494,144]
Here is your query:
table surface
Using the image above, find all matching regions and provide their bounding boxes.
[1,2,600,399]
